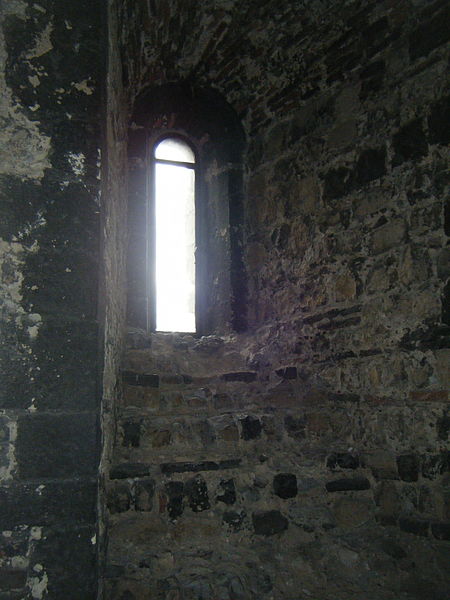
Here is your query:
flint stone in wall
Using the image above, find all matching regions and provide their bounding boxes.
[216,478,236,505]
[273,473,298,499]
[327,452,360,471]
[252,510,288,536]
[326,477,371,492]
[397,454,420,482]
[186,474,210,512]
[165,481,184,520]
[223,510,246,531]
[240,415,262,440]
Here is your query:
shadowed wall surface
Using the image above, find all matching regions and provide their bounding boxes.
[0,0,449,599]
[103,1,450,599]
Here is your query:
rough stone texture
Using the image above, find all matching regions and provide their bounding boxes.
[0,1,102,597]
[1,0,449,598]
[103,1,450,598]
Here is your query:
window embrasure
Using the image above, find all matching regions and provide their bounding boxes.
[127,83,247,335]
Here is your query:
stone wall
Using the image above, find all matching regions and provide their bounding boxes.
[0,1,103,598]
[104,0,450,598]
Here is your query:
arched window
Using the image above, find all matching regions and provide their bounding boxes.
[151,136,196,332]
[127,83,247,335]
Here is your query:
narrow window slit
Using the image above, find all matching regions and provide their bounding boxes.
[153,137,196,332]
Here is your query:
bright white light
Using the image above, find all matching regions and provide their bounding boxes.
[154,140,195,332]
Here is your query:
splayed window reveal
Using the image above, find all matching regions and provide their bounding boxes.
[153,138,196,332]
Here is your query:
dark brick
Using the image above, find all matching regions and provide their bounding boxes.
[355,147,386,185]
[240,416,262,440]
[399,517,429,537]
[252,510,289,536]
[165,481,184,519]
[121,420,142,448]
[110,463,151,479]
[220,371,257,382]
[400,323,450,351]
[397,454,420,482]
[392,120,428,166]
[185,475,210,512]
[428,96,450,145]
[216,479,236,505]
[16,413,98,479]
[223,510,246,531]
[134,478,155,511]
[273,473,297,499]
[275,366,297,380]
[122,371,159,387]
[160,459,241,474]
[431,522,450,540]
[107,481,132,514]
[326,477,370,492]
[327,452,360,471]
[329,392,360,403]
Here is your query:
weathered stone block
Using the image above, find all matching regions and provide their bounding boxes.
[365,450,398,480]
[273,473,298,499]
[428,96,450,145]
[397,454,420,482]
[284,414,306,440]
[221,371,257,383]
[422,452,450,479]
[275,366,297,380]
[409,4,450,60]
[29,525,97,600]
[223,510,246,531]
[326,477,370,492]
[370,219,406,254]
[121,420,142,448]
[252,510,288,536]
[16,413,98,479]
[110,463,150,479]
[323,166,353,201]
[216,478,236,505]
[0,480,97,528]
[107,481,132,514]
[240,415,262,440]
[327,452,359,471]
[160,459,241,475]
[431,522,450,541]
[333,497,374,527]
[392,119,428,166]
[185,475,210,512]
[165,481,184,520]
[398,517,429,537]
[355,146,386,185]
[0,569,27,592]
[134,478,155,511]
[122,371,159,387]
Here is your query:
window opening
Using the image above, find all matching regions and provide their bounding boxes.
[152,137,196,332]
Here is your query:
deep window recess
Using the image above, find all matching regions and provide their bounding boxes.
[127,83,247,335]
[152,137,196,332]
